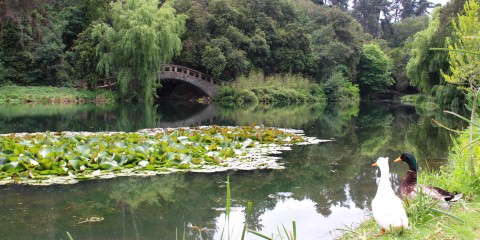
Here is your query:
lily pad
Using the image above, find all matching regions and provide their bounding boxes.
[0,126,330,185]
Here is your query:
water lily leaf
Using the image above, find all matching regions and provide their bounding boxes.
[178,163,190,169]
[165,152,175,161]
[145,164,156,170]
[188,133,200,141]
[69,160,83,171]
[113,154,128,166]
[242,139,253,148]
[138,160,149,167]
[0,157,10,166]
[208,143,217,151]
[203,135,212,143]
[2,149,14,155]
[75,145,90,156]
[39,147,54,158]
[99,161,118,170]
[2,162,18,171]
[115,142,128,149]
[192,158,203,164]
[39,159,53,170]
[182,155,192,163]
[225,148,235,158]
[29,159,39,166]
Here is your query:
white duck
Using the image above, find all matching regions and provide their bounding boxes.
[371,157,409,233]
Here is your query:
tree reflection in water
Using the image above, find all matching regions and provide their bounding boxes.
[0,101,459,239]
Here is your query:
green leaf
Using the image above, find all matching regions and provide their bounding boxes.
[69,160,83,171]
[99,161,118,170]
[39,147,54,158]
[75,145,91,156]
[2,162,19,171]
[0,157,10,166]
[178,163,190,169]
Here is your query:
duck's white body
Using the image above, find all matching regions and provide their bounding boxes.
[371,157,408,233]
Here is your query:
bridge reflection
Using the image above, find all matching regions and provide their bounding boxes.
[156,103,218,128]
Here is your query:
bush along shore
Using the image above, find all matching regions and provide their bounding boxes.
[214,72,333,106]
[340,129,480,239]
[0,125,327,186]
[0,85,116,104]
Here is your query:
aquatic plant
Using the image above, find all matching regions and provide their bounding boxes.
[0,126,326,185]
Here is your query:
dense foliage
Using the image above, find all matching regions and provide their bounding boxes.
[215,72,327,105]
[0,0,474,104]
[405,0,468,109]
[357,43,394,98]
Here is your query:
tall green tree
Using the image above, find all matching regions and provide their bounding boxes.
[406,9,445,92]
[388,15,429,48]
[405,0,468,109]
[352,0,391,37]
[357,43,394,98]
[92,0,186,102]
[442,0,480,160]
[0,20,34,85]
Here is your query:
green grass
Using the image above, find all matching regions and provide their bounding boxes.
[422,130,480,199]
[0,85,116,104]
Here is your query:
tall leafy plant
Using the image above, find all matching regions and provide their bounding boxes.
[439,0,480,175]
[92,0,186,102]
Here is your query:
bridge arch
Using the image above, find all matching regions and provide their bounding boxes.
[158,64,226,98]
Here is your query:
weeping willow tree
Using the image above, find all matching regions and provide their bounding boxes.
[92,0,186,102]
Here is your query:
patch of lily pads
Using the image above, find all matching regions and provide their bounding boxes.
[0,126,329,185]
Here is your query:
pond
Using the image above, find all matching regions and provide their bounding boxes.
[0,101,457,239]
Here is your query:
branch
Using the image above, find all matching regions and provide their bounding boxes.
[430,48,480,57]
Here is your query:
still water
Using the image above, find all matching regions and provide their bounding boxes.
[0,101,457,239]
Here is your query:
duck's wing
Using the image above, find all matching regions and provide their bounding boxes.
[430,186,463,201]
[421,185,463,202]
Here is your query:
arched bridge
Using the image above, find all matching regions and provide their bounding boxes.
[98,64,227,98]
[158,64,226,98]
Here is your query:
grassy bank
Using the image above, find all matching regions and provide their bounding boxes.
[0,85,116,104]
[340,129,480,239]
[340,196,480,239]
[214,72,327,105]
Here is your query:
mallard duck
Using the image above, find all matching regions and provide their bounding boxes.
[371,157,409,233]
[394,152,462,202]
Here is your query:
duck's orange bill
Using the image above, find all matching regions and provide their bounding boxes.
[372,163,378,167]
[394,157,402,163]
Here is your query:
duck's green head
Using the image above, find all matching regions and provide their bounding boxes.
[394,152,418,171]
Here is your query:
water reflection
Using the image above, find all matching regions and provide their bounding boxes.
[0,101,459,239]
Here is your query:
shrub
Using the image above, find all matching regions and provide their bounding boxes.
[214,86,258,106]
[323,71,359,101]
[216,71,326,105]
